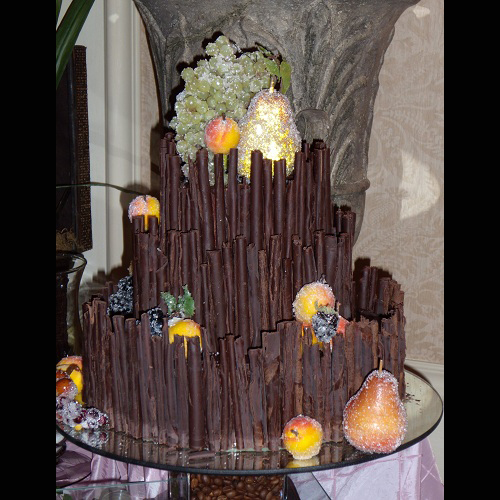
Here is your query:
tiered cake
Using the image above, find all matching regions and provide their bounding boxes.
[81,134,406,452]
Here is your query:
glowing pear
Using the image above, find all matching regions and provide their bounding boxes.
[237,85,301,178]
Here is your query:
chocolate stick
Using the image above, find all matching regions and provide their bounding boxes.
[227,335,244,450]
[258,249,271,331]
[279,257,293,321]
[268,235,282,330]
[302,245,317,285]
[235,235,250,350]
[204,351,221,451]
[207,249,228,339]
[262,330,281,451]
[292,235,303,297]
[196,149,215,255]
[250,150,263,250]
[222,242,235,335]
[187,337,206,450]
[214,153,226,247]
[263,158,273,252]
[273,159,286,239]
[239,183,251,241]
[165,336,179,448]
[235,337,254,449]
[247,243,262,348]
[126,318,142,439]
[219,337,232,451]
[331,332,347,442]
[227,148,238,242]
[248,348,266,451]
[168,155,181,231]
[175,337,190,449]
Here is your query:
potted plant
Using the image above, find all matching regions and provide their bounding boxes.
[56,0,95,89]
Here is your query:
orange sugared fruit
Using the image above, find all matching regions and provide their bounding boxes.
[282,415,323,460]
[292,281,336,327]
[168,318,202,357]
[204,115,240,154]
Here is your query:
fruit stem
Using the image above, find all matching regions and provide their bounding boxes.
[378,359,384,372]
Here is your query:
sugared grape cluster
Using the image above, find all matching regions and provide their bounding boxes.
[169,35,273,182]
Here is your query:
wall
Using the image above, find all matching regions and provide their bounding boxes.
[353,0,444,365]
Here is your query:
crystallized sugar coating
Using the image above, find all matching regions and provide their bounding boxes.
[343,369,407,454]
[237,88,301,178]
[128,195,160,230]
[292,281,336,326]
[282,415,323,460]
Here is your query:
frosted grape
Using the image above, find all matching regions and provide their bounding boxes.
[169,35,281,183]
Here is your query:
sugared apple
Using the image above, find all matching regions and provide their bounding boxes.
[282,415,323,460]
[343,367,407,454]
[204,114,240,154]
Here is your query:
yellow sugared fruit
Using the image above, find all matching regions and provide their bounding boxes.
[128,195,160,231]
[204,115,240,154]
[292,281,336,327]
[282,415,323,460]
[168,318,202,357]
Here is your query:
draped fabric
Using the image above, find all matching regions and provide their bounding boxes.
[291,438,443,499]
[58,438,443,499]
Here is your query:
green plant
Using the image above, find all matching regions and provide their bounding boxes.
[56,0,95,89]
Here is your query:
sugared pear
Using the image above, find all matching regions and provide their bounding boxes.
[342,367,407,454]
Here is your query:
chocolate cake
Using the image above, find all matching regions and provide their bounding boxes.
[81,135,406,452]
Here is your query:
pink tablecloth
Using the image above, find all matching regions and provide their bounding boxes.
[57,437,443,499]
[291,438,443,499]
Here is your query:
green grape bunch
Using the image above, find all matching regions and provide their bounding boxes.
[168,35,286,183]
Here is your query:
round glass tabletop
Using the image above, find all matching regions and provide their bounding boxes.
[56,370,443,476]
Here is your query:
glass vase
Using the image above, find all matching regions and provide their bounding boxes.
[56,252,87,363]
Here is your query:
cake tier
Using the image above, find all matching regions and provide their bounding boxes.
[81,138,406,451]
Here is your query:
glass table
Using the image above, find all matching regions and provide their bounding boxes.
[56,370,443,498]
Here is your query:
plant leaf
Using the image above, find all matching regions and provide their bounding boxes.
[56,0,95,89]
[160,291,178,316]
[264,58,280,78]
[178,285,195,318]
[279,60,292,94]
[56,0,62,26]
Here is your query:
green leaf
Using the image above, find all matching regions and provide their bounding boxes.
[178,285,195,318]
[279,60,292,94]
[264,58,280,78]
[56,0,95,89]
[56,0,62,26]
[160,291,178,316]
